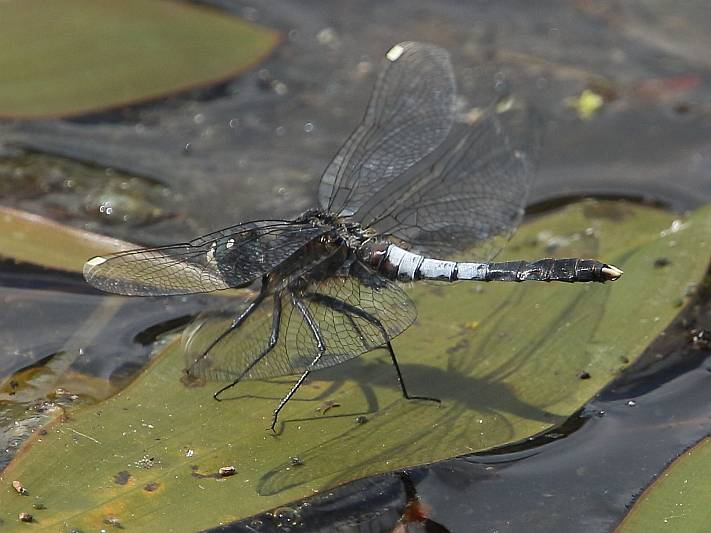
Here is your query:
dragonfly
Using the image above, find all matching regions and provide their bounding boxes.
[84,41,622,430]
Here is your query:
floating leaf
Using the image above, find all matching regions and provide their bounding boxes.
[0,206,134,272]
[0,0,280,118]
[617,436,711,532]
[0,200,709,530]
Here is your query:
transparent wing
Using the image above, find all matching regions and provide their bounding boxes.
[184,264,416,381]
[84,221,327,296]
[354,100,541,260]
[318,41,457,217]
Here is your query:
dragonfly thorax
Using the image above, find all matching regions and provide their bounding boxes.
[296,208,374,250]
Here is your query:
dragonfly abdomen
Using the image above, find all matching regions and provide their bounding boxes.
[364,244,622,283]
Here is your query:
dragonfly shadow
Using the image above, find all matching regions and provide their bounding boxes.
[252,353,568,495]
[205,354,556,433]
[300,356,559,424]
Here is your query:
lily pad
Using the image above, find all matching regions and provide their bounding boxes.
[0,200,709,530]
[0,0,280,118]
[0,206,133,272]
[617,436,711,532]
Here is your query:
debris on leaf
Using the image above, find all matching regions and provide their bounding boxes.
[567,89,605,119]
[12,480,27,495]
[218,466,236,477]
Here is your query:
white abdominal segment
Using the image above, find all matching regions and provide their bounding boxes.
[385,245,488,281]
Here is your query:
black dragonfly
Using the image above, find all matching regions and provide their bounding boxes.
[84,42,622,430]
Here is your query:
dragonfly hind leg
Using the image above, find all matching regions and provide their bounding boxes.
[270,297,327,432]
[305,293,441,405]
[382,338,440,404]
[212,289,283,400]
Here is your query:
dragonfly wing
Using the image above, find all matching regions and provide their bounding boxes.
[318,41,457,217]
[84,221,327,296]
[294,265,417,371]
[183,263,416,380]
[354,100,541,260]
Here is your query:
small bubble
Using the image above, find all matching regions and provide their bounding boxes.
[242,6,258,21]
[275,126,286,136]
[494,79,509,92]
[273,81,288,95]
[256,68,272,91]
[304,122,314,133]
[193,113,205,125]
[229,118,239,128]
[626,400,637,407]
[316,27,337,45]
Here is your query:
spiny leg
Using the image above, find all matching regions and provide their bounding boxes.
[187,276,269,377]
[382,338,440,403]
[270,297,326,431]
[213,290,283,400]
[305,293,440,404]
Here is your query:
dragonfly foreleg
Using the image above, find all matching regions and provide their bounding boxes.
[304,293,441,405]
[213,290,283,400]
[270,296,327,432]
[187,275,269,379]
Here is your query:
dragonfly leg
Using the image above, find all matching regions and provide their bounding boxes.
[383,339,440,404]
[187,276,269,378]
[213,290,282,400]
[304,293,440,404]
[270,297,326,432]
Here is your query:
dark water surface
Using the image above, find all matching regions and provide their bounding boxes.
[3,0,711,244]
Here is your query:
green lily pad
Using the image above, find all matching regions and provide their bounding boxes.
[617,436,711,532]
[0,200,709,530]
[0,0,279,118]
[0,206,134,272]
